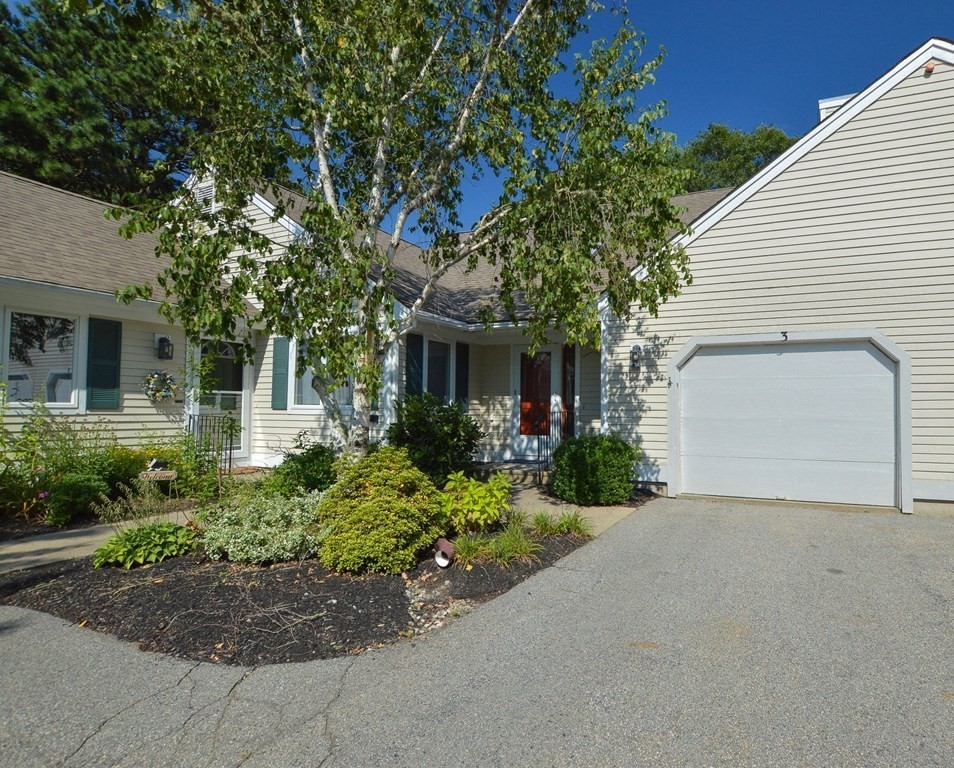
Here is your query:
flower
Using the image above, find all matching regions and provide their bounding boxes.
[38,491,49,499]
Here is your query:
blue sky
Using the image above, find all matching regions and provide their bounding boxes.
[617,0,954,140]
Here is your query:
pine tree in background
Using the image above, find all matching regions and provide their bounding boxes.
[0,0,203,204]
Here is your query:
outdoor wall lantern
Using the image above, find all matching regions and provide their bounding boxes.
[630,344,643,375]
[157,335,174,361]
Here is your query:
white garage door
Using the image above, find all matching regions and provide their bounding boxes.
[678,340,898,507]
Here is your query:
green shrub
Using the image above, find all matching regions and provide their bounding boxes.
[263,436,336,497]
[385,393,485,485]
[316,447,446,574]
[0,400,115,519]
[441,471,510,534]
[551,434,639,505]
[93,522,198,569]
[100,445,151,496]
[45,472,110,527]
[203,491,326,564]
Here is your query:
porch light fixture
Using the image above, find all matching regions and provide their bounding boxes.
[630,344,643,375]
[157,335,174,361]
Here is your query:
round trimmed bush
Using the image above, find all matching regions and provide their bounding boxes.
[550,434,639,506]
[316,447,447,574]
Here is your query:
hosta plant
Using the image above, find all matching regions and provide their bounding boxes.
[93,522,198,569]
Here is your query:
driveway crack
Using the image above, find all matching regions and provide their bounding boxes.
[63,661,201,765]
[313,658,356,768]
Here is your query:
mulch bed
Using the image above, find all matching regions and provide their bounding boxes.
[0,537,583,666]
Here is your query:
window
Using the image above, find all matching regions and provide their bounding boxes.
[405,333,467,404]
[6,311,76,405]
[288,340,353,409]
[295,365,353,408]
[426,340,450,401]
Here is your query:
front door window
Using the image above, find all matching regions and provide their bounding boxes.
[520,351,551,436]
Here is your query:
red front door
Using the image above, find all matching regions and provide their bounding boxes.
[520,351,551,436]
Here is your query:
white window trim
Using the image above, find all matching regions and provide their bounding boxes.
[286,338,354,414]
[2,307,86,414]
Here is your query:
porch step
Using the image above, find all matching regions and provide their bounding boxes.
[473,462,552,487]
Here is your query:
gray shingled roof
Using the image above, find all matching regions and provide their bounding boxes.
[261,185,734,324]
[0,171,166,297]
[0,171,732,325]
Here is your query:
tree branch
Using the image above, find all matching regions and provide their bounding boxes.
[290,6,339,217]
[405,0,536,216]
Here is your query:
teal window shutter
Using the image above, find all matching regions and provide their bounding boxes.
[406,333,423,396]
[86,318,122,410]
[271,337,289,410]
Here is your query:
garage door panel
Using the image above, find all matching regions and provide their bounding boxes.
[682,376,895,420]
[682,455,897,507]
[677,339,898,507]
[681,415,896,463]
[685,341,896,379]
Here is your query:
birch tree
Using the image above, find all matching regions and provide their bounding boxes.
[104,0,690,454]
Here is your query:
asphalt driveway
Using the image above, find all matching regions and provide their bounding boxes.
[1,497,951,767]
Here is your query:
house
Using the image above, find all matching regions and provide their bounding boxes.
[3,37,952,515]
[600,37,954,514]
[0,172,188,443]
[208,184,723,467]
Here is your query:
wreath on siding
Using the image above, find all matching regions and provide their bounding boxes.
[142,370,179,403]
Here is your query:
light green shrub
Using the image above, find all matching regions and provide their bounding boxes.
[441,471,510,534]
[203,490,326,564]
[316,447,446,574]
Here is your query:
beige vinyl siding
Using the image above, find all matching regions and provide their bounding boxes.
[225,200,298,312]
[577,347,601,435]
[1,284,187,444]
[468,344,511,458]
[250,333,336,460]
[603,60,954,493]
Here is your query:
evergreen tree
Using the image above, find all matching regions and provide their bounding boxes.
[0,0,201,203]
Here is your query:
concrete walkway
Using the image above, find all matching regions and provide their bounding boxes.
[0,511,195,576]
[1,497,951,767]
[0,490,632,575]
